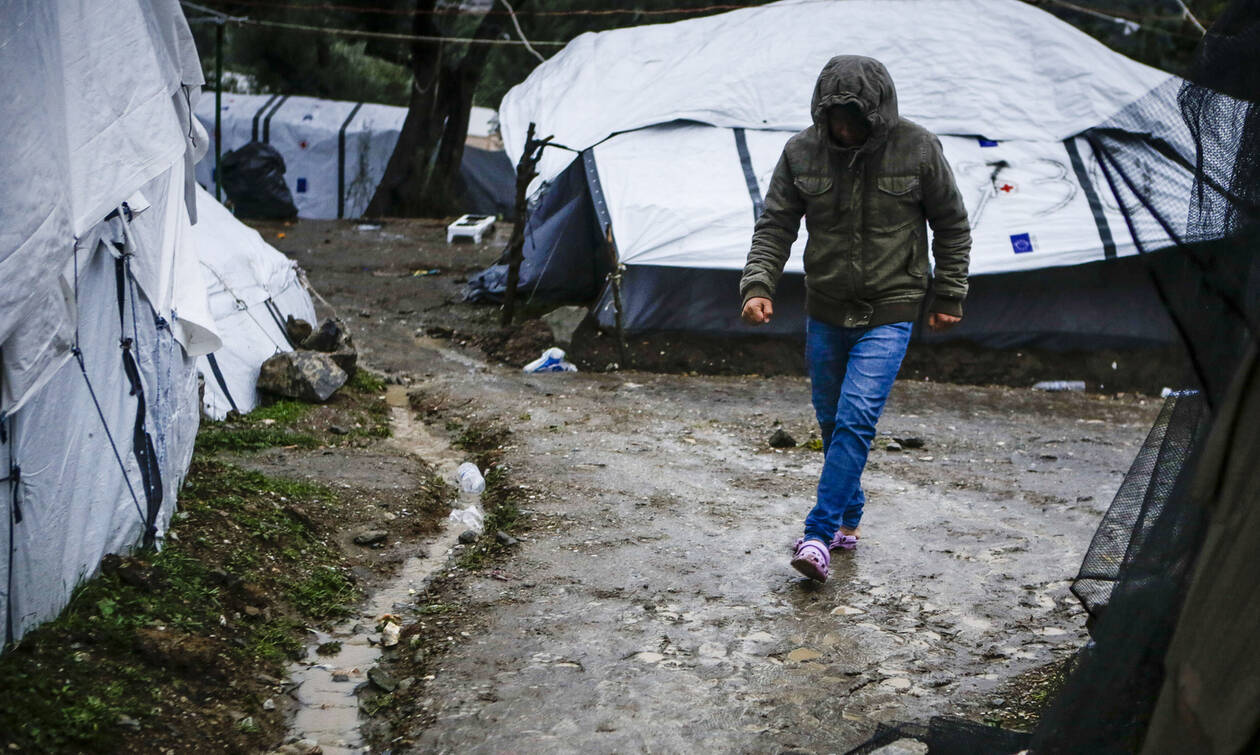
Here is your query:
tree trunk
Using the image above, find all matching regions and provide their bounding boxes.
[364,2,516,217]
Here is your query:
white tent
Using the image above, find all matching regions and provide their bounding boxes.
[0,0,315,644]
[193,184,317,420]
[472,0,1196,348]
[193,96,511,219]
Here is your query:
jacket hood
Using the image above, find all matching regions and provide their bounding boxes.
[810,55,898,153]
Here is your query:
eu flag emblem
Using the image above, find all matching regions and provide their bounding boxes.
[1010,233,1034,254]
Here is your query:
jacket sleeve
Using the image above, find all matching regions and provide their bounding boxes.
[920,135,971,317]
[740,151,804,304]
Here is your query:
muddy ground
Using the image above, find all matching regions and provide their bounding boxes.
[250,218,1165,752]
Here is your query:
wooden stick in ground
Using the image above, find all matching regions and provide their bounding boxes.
[605,224,629,368]
[501,122,552,327]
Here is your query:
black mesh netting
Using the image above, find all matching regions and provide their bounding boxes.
[850,1,1260,752]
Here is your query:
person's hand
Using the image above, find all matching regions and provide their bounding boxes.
[928,312,961,332]
[741,297,773,325]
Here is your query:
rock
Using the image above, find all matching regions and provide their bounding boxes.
[368,666,398,692]
[331,671,350,682]
[116,714,141,730]
[301,318,351,352]
[870,738,929,755]
[285,315,313,345]
[458,530,479,544]
[768,428,797,448]
[397,676,416,692]
[257,351,348,402]
[329,424,349,435]
[330,348,358,378]
[262,698,276,711]
[353,530,388,546]
[831,605,866,616]
[885,441,903,452]
[243,605,263,618]
[894,437,926,449]
[883,677,913,691]
[541,305,589,348]
[495,530,519,547]
[786,647,822,662]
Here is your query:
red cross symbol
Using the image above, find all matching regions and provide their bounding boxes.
[999,183,1015,193]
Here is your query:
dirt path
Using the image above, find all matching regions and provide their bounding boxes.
[275,219,1160,751]
[369,341,1152,752]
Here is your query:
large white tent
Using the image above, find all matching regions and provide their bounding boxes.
[0,0,315,644]
[471,0,1196,349]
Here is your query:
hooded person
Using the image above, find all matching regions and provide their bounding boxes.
[739,55,972,582]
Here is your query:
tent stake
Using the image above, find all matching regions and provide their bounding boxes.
[502,122,551,327]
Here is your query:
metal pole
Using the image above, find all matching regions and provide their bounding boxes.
[215,20,224,201]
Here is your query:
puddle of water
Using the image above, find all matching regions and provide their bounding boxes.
[285,385,473,754]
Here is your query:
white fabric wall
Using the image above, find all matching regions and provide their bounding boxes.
[592,123,1188,278]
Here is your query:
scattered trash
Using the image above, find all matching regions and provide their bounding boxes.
[768,428,797,448]
[380,616,401,647]
[885,441,903,452]
[412,268,442,277]
[1032,380,1086,392]
[446,214,496,244]
[355,223,382,231]
[456,462,486,494]
[262,698,276,711]
[523,347,578,373]
[449,505,485,534]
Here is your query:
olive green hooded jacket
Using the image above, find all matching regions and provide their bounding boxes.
[740,56,971,328]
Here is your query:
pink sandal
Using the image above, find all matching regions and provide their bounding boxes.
[791,538,830,582]
[829,532,859,551]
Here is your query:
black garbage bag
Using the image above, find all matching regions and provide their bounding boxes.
[220,141,298,219]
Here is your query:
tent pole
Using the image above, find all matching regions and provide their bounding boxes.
[215,20,224,202]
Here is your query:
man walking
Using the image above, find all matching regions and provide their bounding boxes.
[740,56,971,582]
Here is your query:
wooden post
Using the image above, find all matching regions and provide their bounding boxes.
[605,224,629,368]
[501,122,552,327]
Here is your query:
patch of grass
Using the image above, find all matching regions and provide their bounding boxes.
[289,566,357,621]
[195,423,320,453]
[0,454,361,752]
[347,369,387,394]
[250,399,311,424]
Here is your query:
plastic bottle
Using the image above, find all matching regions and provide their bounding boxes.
[456,462,485,494]
[1032,380,1086,392]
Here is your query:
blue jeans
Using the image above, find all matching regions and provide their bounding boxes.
[803,317,912,543]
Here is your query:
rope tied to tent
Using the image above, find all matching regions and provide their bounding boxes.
[69,233,150,531]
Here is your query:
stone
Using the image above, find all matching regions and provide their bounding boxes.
[262,698,276,711]
[885,441,903,452]
[541,305,589,348]
[769,428,797,448]
[883,677,913,691]
[495,530,519,547]
[831,605,866,616]
[869,738,929,755]
[786,647,822,662]
[257,351,348,402]
[330,348,358,378]
[368,666,398,692]
[329,424,349,435]
[353,530,388,546]
[332,671,350,682]
[894,437,926,449]
[301,318,351,352]
[285,315,313,345]
[458,530,479,544]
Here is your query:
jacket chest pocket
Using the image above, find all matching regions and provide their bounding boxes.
[794,175,836,221]
[872,175,920,232]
